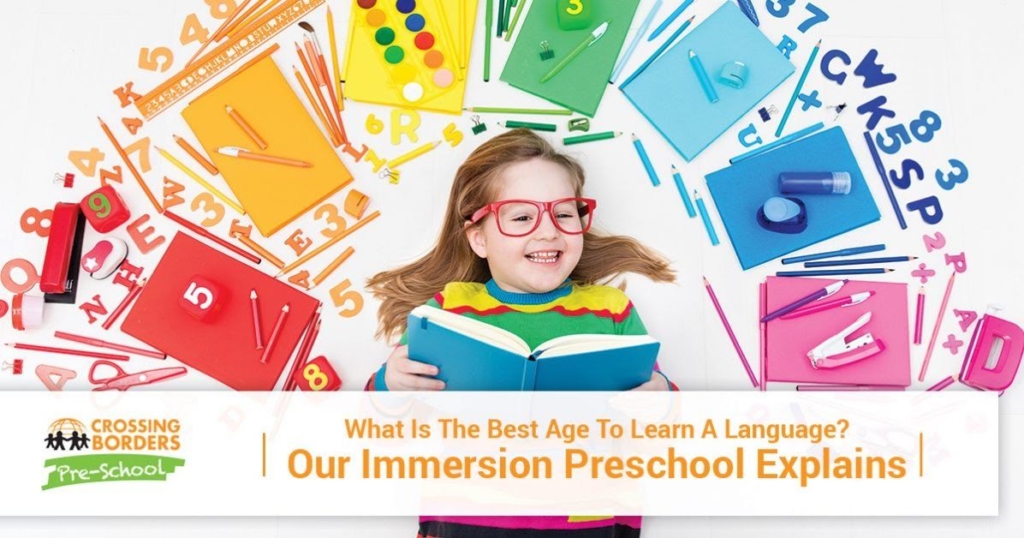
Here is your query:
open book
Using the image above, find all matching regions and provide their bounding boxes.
[407,305,660,391]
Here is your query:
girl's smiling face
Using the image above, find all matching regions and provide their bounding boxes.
[465,158,585,294]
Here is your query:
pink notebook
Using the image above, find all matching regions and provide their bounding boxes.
[760,276,911,387]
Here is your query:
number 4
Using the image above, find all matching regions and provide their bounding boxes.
[330,279,364,318]
[180,13,210,46]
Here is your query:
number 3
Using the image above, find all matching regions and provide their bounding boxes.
[183,282,214,310]
[566,0,584,15]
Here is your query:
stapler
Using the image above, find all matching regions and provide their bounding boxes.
[807,312,886,369]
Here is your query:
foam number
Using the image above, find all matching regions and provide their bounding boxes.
[183,281,214,310]
[138,46,174,73]
[909,110,942,143]
[566,0,584,15]
[68,148,105,177]
[935,159,968,191]
[875,124,911,155]
[365,114,385,135]
[315,203,348,238]
[766,0,796,18]
[304,363,330,391]
[797,3,830,32]
[124,137,153,173]
[20,207,53,238]
[443,123,464,148]
[88,192,112,219]
[180,13,210,46]
[330,279,364,318]
[190,192,225,228]
[2,259,40,294]
[205,0,238,19]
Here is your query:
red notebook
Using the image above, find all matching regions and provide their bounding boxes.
[122,233,318,390]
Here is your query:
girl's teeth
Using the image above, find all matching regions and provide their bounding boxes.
[527,252,560,263]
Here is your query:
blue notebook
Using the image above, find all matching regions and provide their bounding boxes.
[621,1,794,161]
[407,305,660,391]
[705,126,882,269]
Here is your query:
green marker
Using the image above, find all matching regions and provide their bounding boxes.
[540,21,609,83]
[563,131,621,145]
[501,120,557,132]
[465,106,572,115]
[484,0,493,81]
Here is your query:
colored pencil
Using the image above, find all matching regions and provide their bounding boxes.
[671,165,696,217]
[563,131,621,145]
[864,131,908,230]
[497,0,505,37]
[926,375,956,392]
[796,385,905,392]
[173,135,219,175]
[484,0,493,81]
[501,120,557,132]
[648,0,694,42]
[919,272,956,382]
[97,117,162,213]
[695,190,719,246]
[326,7,344,111]
[703,277,758,388]
[914,286,926,345]
[782,244,887,264]
[620,15,694,89]
[251,289,264,350]
[805,256,918,268]
[226,106,267,149]
[6,343,129,362]
[779,291,873,320]
[776,39,821,138]
[285,305,321,391]
[293,65,341,147]
[504,0,527,41]
[777,268,893,277]
[631,134,659,187]
[277,211,381,276]
[218,147,311,168]
[466,106,572,115]
[156,146,245,215]
[729,122,825,164]
[540,22,609,83]
[53,331,166,360]
[388,141,441,169]
[311,246,355,288]
[296,42,344,144]
[233,233,285,269]
[163,210,262,265]
[260,303,290,364]
[611,0,662,83]
[689,49,718,103]
[101,279,146,331]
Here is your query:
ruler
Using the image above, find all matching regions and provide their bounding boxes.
[135,0,325,120]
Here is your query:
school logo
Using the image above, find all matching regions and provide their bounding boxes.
[42,417,186,491]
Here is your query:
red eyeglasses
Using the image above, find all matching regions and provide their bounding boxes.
[469,198,597,237]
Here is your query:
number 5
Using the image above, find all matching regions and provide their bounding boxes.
[138,47,174,73]
[183,282,214,310]
[330,279,364,318]
[566,0,584,15]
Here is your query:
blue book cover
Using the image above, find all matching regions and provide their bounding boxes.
[407,306,660,391]
[621,1,794,161]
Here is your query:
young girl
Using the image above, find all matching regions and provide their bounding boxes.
[365,129,676,537]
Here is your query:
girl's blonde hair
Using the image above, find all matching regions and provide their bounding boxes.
[367,129,675,342]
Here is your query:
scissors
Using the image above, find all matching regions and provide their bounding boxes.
[89,360,187,391]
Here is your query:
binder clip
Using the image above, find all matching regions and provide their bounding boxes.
[807,312,885,369]
[471,115,488,135]
[539,41,555,61]
[959,307,1024,392]
[380,168,401,185]
[568,118,591,132]
[53,173,75,188]
[758,105,778,122]
[2,359,23,375]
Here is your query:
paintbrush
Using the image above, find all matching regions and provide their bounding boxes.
[298,21,344,140]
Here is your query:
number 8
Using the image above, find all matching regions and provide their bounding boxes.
[304,364,329,391]
[205,0,237,19]
[566,0,584,15]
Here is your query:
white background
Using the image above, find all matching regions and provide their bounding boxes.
[1,0,1022,535]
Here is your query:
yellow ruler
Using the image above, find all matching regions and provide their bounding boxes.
[135,0,325,120]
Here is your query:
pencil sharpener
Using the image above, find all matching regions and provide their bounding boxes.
[568,118,591,132]
[179,275,223,322]
[757,196,807,234]
[80,185,131,233]
[294,356,342,391]
[719,61,748,89]
[556,0,594,31]
[344,189,370,219]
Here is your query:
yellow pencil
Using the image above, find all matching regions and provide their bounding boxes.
[389,141,441,169]
[326,6,344,111]
[277,211,381,276]
[311,246,355,288]
[293,65,340,147]
[155,146,246,215]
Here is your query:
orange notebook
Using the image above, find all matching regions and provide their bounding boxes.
[122,233,319,390]
[181,52,352,237]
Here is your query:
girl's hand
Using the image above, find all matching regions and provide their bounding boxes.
[631,372,669,391]
[384,345,446,391]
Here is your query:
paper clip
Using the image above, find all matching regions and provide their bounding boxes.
[2,359,24,375]
[471,115,488,135]
[568,118,591,132]
[379,168,401,185]
[539,41,555,61]
[53,172,75,188]
[829,103,848,121]
[758,105,778,123]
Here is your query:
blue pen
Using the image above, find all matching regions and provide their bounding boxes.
[648,0,694,42]
[689,50,718,103]
[610,0,663,83]
[695,190,719,246]
[619,15,695,89]
[781,244,887,264]
[729,122,825,164]
[737,0,759,26]
[777,268,895,277]
[805,256,918,268]
[632,134,660,187]
[671,165,696,217]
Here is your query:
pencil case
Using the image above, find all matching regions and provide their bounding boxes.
[40,203,81,294]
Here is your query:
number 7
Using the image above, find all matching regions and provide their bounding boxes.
[797,3,830,33]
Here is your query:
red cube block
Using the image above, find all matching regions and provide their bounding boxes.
[80,185,131,233]
[293,356,341,391]
[178,275,223,321]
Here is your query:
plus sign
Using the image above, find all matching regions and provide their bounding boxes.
[797,90,822,111]
[912,263,936,284]
[942,334,964,355]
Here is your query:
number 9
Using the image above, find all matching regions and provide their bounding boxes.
[566,0,584,15]
[89,193,111,219]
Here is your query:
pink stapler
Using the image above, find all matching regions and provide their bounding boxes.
[959,310,1023,392]
[808,312,886,369]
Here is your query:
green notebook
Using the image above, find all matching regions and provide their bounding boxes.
[500,0,640,117]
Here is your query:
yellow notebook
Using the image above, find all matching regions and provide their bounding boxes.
[182,53,352,237]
